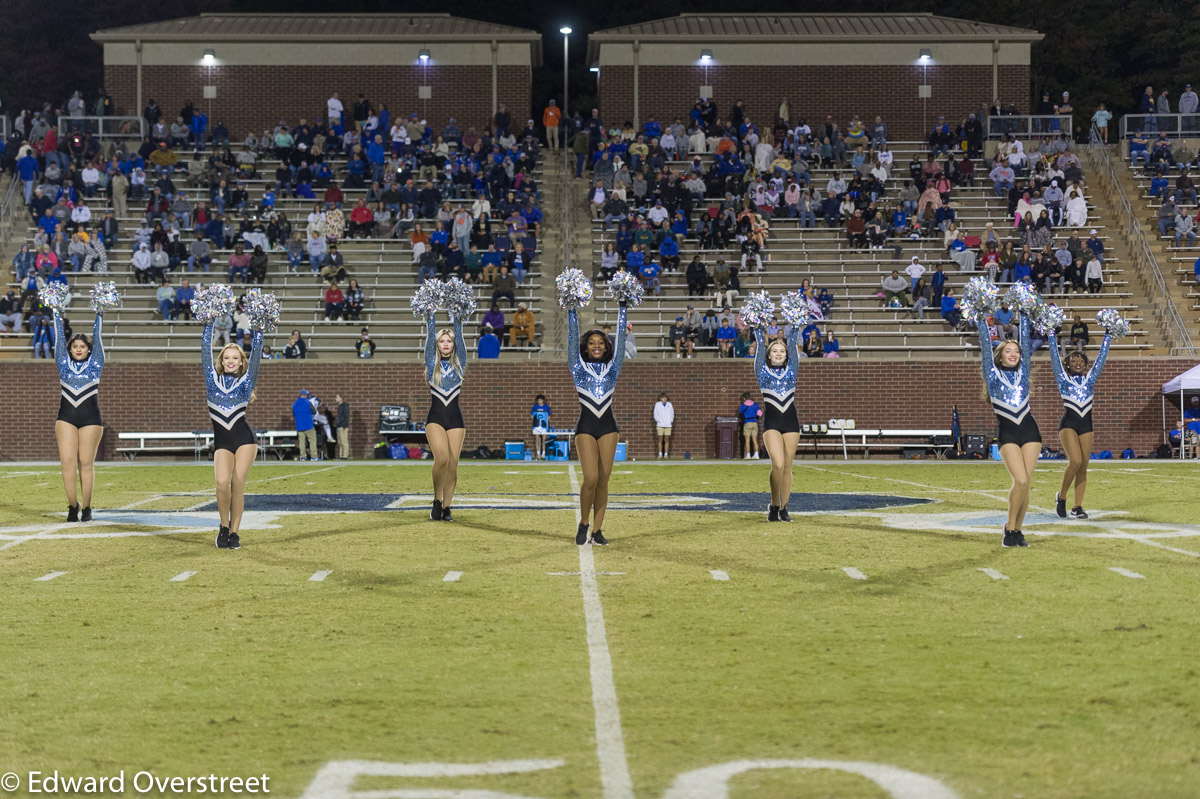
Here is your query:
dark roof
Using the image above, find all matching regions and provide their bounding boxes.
[591,13,1041,40]
[91,13,539,40]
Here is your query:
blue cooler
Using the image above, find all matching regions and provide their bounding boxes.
[505,441,526,460]
[545,440,569,460]
[614,442,627,461]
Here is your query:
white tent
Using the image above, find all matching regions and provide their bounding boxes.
[1162,364,1200,458]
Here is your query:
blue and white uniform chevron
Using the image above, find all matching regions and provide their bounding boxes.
[753,325,800,413]
[54,311,104,407]
[202,322,262,430]
[1047,331,1111,418]
[979,312,1032,424]
[567,305,627,418]
[424,315,466,405]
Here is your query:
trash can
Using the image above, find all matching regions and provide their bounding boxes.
[715,416,740,459]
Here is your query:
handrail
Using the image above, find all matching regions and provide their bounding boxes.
[986,114,1073,140]
[1089,124,1196,354]
[1119,112,1199,139]
[0,173,18,231]
[56,116,145,142]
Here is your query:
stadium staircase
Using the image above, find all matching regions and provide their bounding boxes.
[586,142,1163,358]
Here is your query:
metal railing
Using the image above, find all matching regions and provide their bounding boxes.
[1089,125,1196,354]
[0,174,18,230]
[1119,113,1200,139]
[986,115,1073,139]
[0,115,9,142]
[56,116,145,142]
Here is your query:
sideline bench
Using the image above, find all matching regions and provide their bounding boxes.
[803,428,954,459]
[117,429,298,461]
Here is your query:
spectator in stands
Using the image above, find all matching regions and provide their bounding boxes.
[1176,208,1198,248]
[507,242,530,285]
[0,291,23,333]
[12,243,35,282]
[599,243,620,281]
[669,317,694,359]
[881,270,910,307]
[477,325,501,359]
[1068,315,1089,352]
[1158,196,1179,239]
[905,256,927,292]
[226,243,248,284]
[172,279,195,321]
[509,303,535,348]
[686,256,710,297]
[155,278,176,320]
[637,253,662,296]
[351,327,375,359]
[948,232,977,272]
[909,277,932,320]
[990,159,1015,198]
[187,231,211,273]
[845,209,867,249]
[491,265,517,308]
[320,244,347,284]
[131,242,153,284]
[306,229,328,275]
[283,330,307,359]
[324,281,345,321]
[940,288,962,330]
[715,315,736,357]
[1177,168,1199,207]
[31,316,53,359]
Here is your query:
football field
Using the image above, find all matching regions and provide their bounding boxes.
[1,459,1198,799]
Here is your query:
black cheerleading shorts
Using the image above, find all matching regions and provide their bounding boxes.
[57,395,103,428]
[762,401,800,434]
[213,418,257,453]
[1059,410,1093,435]
[426,396,465,431]
[996,413,1042,448]
[577,405,619,438]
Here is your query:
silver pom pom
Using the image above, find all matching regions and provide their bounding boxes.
[606,269,645,307]
[962,277,1000,322]
[1096,308,1130,339]
[738,291,776,328]
[38,279,71,312]
[243,289,281,333]
[1034,303,1065,336]
[193,284,236,323]
[778,291,811,326]
[89,281,122,313]
[556,268,593,309]
[410,279,443,318]
[1004,282,1040,315]
[443,277,477,321]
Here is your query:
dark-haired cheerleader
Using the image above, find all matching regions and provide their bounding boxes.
[423,311,467,522]
[52,309,106,522]
[751,324,801,521]
[567,303,628,545]
[1047,330,1111,520]
[978,312,1039,547]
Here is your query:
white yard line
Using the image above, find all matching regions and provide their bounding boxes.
[709,570,730,581]
[170,571,198,582]
[443,571,463,582]
[1110,530,1200,559]
[253,464,345,483]
[978,568,1010,580]
[1109,567,1146,579]
[34,571,67,581]
[309,570,333,582]
[568,462,635,799]
[842,567,868,581]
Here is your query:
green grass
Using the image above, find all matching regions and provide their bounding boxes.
[2,460,1199,798]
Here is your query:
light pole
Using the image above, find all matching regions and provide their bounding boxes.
[560,26,572,270]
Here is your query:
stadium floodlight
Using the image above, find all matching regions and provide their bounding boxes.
[919,48,932,61]
[700,49,713,62]
[590,66,599,73]
[202,49,216,64]
[560,26,572,35]
[419,49,431,62]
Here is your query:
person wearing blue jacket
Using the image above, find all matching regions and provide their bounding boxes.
[18,152,40,204]
[292,389,318,462]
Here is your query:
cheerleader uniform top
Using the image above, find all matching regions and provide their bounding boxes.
[753,325,800,412]
[567,305,627,433]
[424,315,467,429]
[1047,331,1111,419]
[54,310,105,422]
[202,322,263,432]
[978,312,1033,424]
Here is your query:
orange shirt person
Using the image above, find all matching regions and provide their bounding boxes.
[543,100,563,150]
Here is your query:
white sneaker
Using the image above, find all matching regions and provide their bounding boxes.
[676,353,681,359]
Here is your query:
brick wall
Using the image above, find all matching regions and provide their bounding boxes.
[599,64,1028,140]
[0,358,1186,461]
[104,64,531,140]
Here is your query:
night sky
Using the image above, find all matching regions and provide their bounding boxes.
[2,0,1198,121]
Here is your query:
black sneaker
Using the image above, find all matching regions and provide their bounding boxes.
[227,532,241,550]
[767,504,779,522]
[215,526,230,548]
[1070,506,1089,520]
[1013,529,1029,547]
[591,529,609,546]
[440,506,454,522]
[431,499,442,521]
[81,507,92,522]
[1002,528,1021,548]
[1055,493,1067,518]
[67,505,79,523]
[576,523,589,545]
[778,507,792,522]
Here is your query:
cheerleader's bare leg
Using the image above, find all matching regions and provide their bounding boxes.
[55,421,81,510]
[228,443,258,533]
[76,425,103,509]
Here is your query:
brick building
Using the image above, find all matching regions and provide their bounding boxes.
[587,14,1042,139]
[91,14,541,139]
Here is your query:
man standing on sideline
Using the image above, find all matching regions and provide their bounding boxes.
[293,389,319,461]
[543,99,562,151]
[654,392,675,459]
[335,394,351,460]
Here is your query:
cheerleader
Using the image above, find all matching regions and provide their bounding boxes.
[202,319,263,549]
[1047,329,1111,520]
[752,324,801,521]
[978,312,1039,547]
[52,308,106,522]
[423,311,467,521]
[567,302,628,545]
